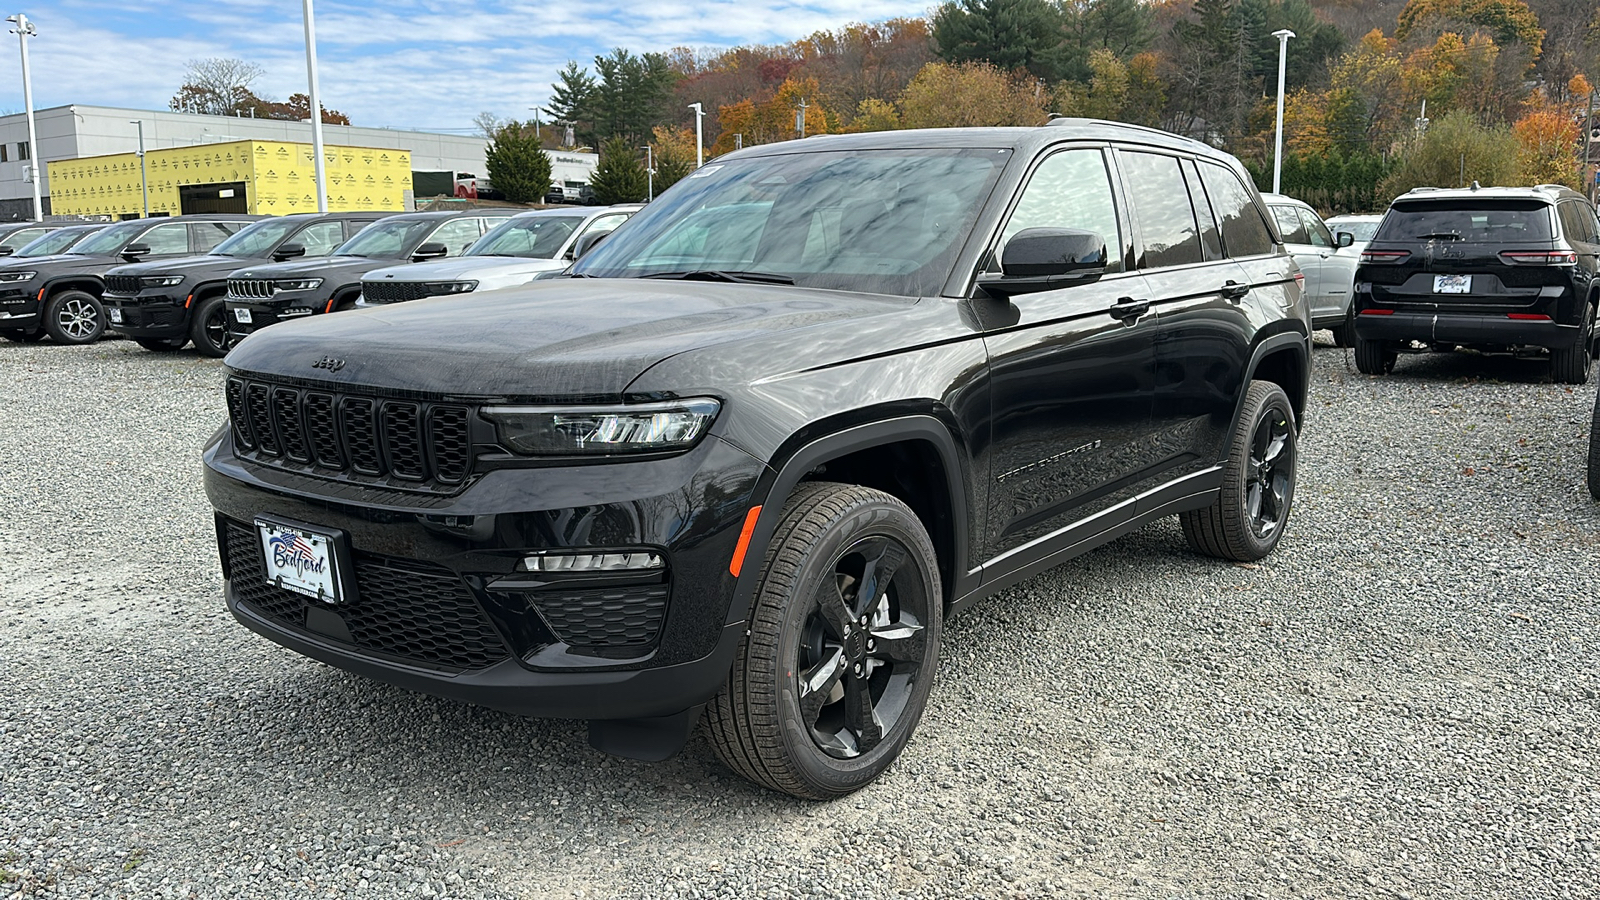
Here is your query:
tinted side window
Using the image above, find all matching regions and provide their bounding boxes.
[141,223,191,255]
[1121,151,1202,269]
[191,222,236,253]
[428,219,484,256]
[1272,206,1309,244]
[1298,208,1334,248]
[1183,160,1223,261]
[1002,148,1123,274]
[1199,163,1274,258]
[295,221,346,256]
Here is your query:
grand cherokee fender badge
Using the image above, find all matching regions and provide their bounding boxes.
[311,356,346,373]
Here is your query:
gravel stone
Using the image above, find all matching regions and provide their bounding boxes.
[1,335,1597,899]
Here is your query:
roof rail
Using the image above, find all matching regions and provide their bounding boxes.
[1043,117,1207,146]
[1407,186,1440,192]
[1535,184,1569,192]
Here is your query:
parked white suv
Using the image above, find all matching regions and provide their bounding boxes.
[1264,194,1361,345]
[357,205,641,306]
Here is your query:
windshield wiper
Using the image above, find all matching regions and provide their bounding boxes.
[1417,232,1462,241]
[642,270,795,285]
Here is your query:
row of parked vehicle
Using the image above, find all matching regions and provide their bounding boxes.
[0,205,643,356]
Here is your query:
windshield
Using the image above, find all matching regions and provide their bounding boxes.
[211,217,305,257]
[69,220,149,256]
[1375,200,1554,242]
[332,218,435,259]
[17,227,97,257]
[468,215,585,258]
[574,148,1007,297]
[1331,219,1380,242]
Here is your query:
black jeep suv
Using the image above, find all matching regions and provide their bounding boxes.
[204,122,1311,798]
[103,212,395,357]
[224,210,512,344]
[0,214,259,345]
[1352,184,1600,383]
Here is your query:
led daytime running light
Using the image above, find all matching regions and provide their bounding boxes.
[519,551,664,572]
[140,275,184,287]
[0,270,36,283]
[483,398,720,456]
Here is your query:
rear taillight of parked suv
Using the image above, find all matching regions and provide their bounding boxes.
[1497,250,1577,266]
[1359,249,1411,264]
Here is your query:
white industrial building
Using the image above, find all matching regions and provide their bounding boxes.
[0,104,596,220]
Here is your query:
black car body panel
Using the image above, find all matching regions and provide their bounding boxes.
[102,213,394,342]
[204,122,1310,750]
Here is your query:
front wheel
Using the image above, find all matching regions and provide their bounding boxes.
[707,482,943,799]
[1180,381,1298,561]
[43,290,105,345]
[190,295,232,358]
[1353,336,1395,375]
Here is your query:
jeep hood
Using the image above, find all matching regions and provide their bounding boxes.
[363,256,564,283]
[109,254,259,278]
[229,256,391,280]
[224,278,911,399]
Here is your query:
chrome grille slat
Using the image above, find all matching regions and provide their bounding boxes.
[227,279,276,300]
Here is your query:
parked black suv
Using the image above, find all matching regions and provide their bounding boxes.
[225,210,512,343]
[0,214,259,344]
[1352,184,1600,383]
[204,122,1311,798]
[103,212,395,357]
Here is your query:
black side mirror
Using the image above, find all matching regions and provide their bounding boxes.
[412,241,448,262]
[273,243,307,261]
[572,229,614,261]
[976,228,1106,297]
[0,247,13,258]
[1336,232,1355,248]
[120,243,152,261]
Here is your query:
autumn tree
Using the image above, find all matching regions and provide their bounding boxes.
[1512,107,1581,186]
[484,121,553,205]
[900,62,1050,128]
[169,58,264,116]
[1394,0,1545,60]
[1380,110,1519,195]
[650,125,696,193]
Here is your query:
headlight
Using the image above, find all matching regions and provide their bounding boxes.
[426,280,477,294]
[482,398,720,455]
[0,271,36,283]
[274,278,323,292]
[139,275,184,288]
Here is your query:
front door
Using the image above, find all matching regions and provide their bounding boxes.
[978,146,1157,564]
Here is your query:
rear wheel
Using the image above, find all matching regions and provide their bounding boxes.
[134,336,188,352]
[190,295,231,358]
[1550,303,1594,386]
[1181,381,1297,561]
[43,290,105,345]
[1354,336,1395,375]
[707,482,942,799]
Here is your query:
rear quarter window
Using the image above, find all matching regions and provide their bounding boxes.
[1375,200,1554,242]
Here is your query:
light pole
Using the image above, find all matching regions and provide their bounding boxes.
[642,144,654,202]
[6,13,41,221]
[130,120,149,217]
[301,0,329,212]
[527,106,541,141]
[688,102,704,168]
[1271,28,1295,195]
[795,97,808,138]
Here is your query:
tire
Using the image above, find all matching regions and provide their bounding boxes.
[1550,303,1594,386]
[706,482,943,800]
[1180,381,1298,561]
[1588,388,1600,501]
[1330,313,1356,348]
[189,295,232,358]
[134,336,188,352]
[1353,336,1395,375]
[43,289,105,345]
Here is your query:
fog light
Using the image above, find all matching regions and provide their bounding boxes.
[519,551,664,572]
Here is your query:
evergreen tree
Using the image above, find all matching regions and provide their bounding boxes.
[653,142,694,195]
[590,49,678,145]
[546,61,597,148]
[931,0,1066,82]
[589,137,650,204]
[484,121,553,205]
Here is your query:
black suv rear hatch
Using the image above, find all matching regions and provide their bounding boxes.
[1363,198,1561,312]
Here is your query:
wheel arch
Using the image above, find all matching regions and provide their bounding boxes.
[1237,333,1309,433]
[725,414,972,625]
[40,275,106,301]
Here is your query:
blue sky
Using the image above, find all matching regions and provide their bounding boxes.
[7,0,932,132]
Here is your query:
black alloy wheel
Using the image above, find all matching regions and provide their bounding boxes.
[708,482,942,799]
[43,290,105,345]
[190,295,232,358]
[134,336,188,352]
[1181,380,1298,561]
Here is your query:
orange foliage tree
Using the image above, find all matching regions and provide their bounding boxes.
[1512,107,1580,187]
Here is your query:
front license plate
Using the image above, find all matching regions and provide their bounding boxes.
[256,518,342,603]
[233,307,253,323]
[1433,274,1470,294]
[107,307,123,325]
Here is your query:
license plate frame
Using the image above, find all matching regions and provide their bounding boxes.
[233,307,253,324]
[254,516,352,605]
[1433,274,1471,294]
[107,307,123,325]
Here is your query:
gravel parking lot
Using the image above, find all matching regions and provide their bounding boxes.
[3,336,1598,900]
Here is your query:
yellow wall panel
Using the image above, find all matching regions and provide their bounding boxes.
[48,139,413,217]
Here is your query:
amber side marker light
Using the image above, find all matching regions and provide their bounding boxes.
[729,506,763,577]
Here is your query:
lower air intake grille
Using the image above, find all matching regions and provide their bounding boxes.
[529,585,670,648]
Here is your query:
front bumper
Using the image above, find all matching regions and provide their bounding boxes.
[227,295,324,338]
[204,432,768,721]
[1353,310,1582,349]
[0,286,41,328]
[103,292,188,338]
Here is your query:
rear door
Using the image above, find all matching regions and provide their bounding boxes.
[1367,199,1560,314]
[1298,207,1357,319]
[1270,203,1322,310]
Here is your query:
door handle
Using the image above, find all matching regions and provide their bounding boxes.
[1220,280,1249,302]
[1109,297,1150,322]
